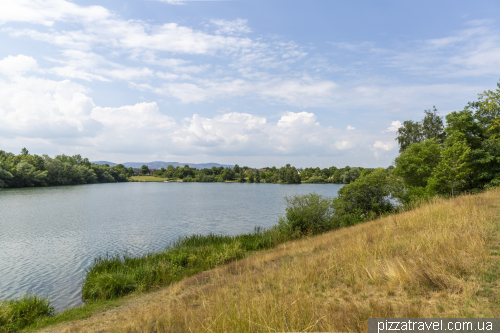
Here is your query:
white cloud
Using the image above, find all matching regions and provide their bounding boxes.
[142,77,338,107]
[211,19,251,35]
[346,125,355,130]
[335,140,353,150]
[384,120,402,132]
[372,141,393,150]
[277,112,317,128]
[0,75,98,138]
[370,140,396,158]
[0,0,111,26]
[0,55,38,77]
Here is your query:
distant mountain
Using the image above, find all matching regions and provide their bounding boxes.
[92,161,233,169]
[91,161,117,166]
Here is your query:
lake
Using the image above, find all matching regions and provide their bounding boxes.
[0,182,343,311]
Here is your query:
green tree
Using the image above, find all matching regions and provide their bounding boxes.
[140,165,150,175]
[394,139,441,188]
[427,138,471,198]
[248,172,255,183]
[0,166,13,188]
[396,107,446,152]
[333,168,402,224]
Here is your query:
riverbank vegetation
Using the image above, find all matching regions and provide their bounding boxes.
[0,150,132,188]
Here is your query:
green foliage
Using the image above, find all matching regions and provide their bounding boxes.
[394,139,441,188]
[0,294,54,333]
[427,137,471,198]
[394,81,500,198]
[277,193,334,235]
[332,168,402,224]
[396,107,446,152]
[0,149,129,188]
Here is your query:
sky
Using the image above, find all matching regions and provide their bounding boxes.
[1,0,500,168]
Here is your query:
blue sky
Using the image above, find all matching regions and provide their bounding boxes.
[1,0,499,168]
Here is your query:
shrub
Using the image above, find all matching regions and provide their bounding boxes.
[278,193,334,235]
[332,168,402,225]
[0,294,54,333]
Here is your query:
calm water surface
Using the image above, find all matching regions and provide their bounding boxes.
[0,182,343,311]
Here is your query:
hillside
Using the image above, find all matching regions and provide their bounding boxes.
[32,189,500,333]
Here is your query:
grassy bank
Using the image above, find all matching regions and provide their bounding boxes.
[33,189,500,332]
[82,228,288,300]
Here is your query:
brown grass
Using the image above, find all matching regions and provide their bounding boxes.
[39,190,500,333]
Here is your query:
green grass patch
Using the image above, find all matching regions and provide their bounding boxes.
[129,176,168,182]
[0,294,54,333]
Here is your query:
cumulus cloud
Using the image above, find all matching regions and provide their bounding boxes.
[0,55,38,77]
[0,75,99,138]
[370,140,397,158]
[384,120,402,132]
[346,125,355,130]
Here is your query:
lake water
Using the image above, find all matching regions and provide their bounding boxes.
[0,182,343,311]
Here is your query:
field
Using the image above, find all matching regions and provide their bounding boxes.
[31,189,500,332]
[129,176,169,182]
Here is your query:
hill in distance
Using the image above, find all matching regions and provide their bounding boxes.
[92,161,234,169]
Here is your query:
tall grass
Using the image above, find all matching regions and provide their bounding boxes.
[48,189,500,333]
[0,294,54,333]
[82,227,289,300]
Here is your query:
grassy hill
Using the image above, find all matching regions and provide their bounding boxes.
[26,189,500,332]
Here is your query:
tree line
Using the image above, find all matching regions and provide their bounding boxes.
[0,149,133,188]
[143,163,368,184]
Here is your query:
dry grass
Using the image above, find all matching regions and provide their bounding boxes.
[39,190,500,333]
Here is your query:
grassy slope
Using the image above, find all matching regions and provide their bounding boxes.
[35,189,500,333]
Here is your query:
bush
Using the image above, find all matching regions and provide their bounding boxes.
[0,294,54,333]
[332,168,402,225]
[278,193,335,236]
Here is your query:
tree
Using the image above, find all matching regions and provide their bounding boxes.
[394,139,441,188]
[396,107,446,152]
[140,165,150,175]
[427,137,471,198]
[333,168,402,224]
[0,166,13,188]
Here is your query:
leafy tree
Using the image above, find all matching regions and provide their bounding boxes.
[394,139,441,188]
[140,165,150,175]
[396,107,446,152]
[248,172,255,183]
[427,138,471,198]
[0,166,13,188]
